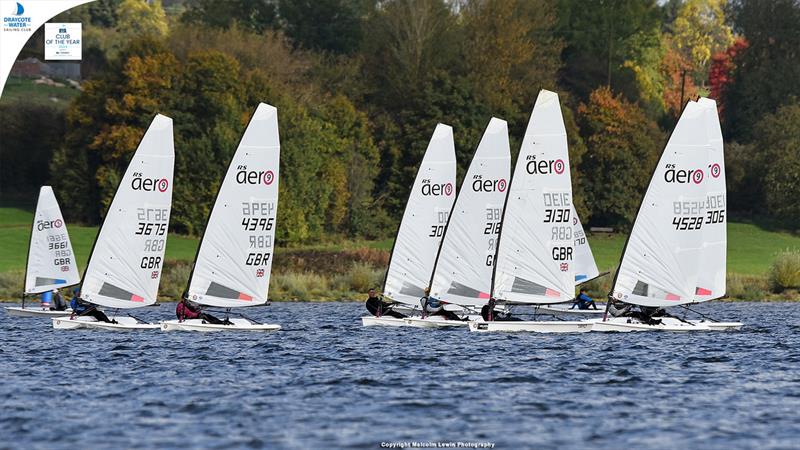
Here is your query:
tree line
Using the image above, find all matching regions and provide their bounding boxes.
[1,0,797,244]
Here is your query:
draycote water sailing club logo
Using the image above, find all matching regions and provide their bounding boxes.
[236,165,275,185]
[526,155,565,175]
[420,179,453,196]
[131,173,169,192]
[3,2,31,32]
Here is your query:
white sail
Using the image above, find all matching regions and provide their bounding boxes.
[491,90,575,304]
[383,124,456,306]
[611,101,711,307]
[24,186,81,294]
[429,117,511,307]
[695,97,726,301]
[80,115,174,309]
[187,103,279,308]
[572,206,600,285]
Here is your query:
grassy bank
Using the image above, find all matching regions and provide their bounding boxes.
[0,205,798,301]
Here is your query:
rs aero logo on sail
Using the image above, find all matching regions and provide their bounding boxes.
[236,165,275,185]
[131,173,169,192]
[525,155,565,175]
[420,179,453,196]
[664,163,721,184]
[36,218,63,231]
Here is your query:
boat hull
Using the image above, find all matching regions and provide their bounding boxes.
[6,306,73,317]
[160,318,280,332]
[536,305,605,316]
[589,317,741,332]
[361,316,407,327]
[52,315,158,330]
[402,316,469,328]
[468,320,593,333]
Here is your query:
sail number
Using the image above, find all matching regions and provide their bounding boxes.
[544,208,570,223]
[242,217,274,231]
[484,207,501,235]
[135,223,166,236]
[246,252,271,266]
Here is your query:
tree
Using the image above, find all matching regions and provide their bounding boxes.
[577,87,662,228]
[556,0,662,101]
[725,0,800,141]
[752,103,800,227]
[670,0,734,85]
[115,0,168,40]
[461,0,562,121]
[279,0,372,54]
[181,0,278,33]
[708,37,747,118]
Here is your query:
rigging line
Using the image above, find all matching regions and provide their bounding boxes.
[678,304,718,322]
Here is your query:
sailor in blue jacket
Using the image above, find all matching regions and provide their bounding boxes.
[571,288,598,310]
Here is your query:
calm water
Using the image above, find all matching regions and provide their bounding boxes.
[1,302,798,449]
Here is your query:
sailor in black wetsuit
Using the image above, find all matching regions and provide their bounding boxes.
[365,289,406,318]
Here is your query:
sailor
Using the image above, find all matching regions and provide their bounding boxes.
[70,291,116,323]
[176,292,226,325]
[50,289,67,311]
[571,288,598,310]
[365,288,406,318]
[481,297,498,321]
[607,298,631,317]
[420,288,462,321]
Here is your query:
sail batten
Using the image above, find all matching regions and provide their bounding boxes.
[383,124,457,306]
[80,114,175,309]
[24,186,81,295]
[491,90,574,305]
[187,103,280,308]
[429,118,511,307]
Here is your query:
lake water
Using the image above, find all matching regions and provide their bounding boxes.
[1,302,799,449]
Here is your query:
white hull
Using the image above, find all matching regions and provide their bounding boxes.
[536,305,606,315]
[589,316,741,332]
[469,320,593,333]
[52,315,158,330]
[361,315,469,328]
[690,320,743,331]
[160,318,280,332]
[6,306,73,317]
[402,316,469,328]
[361,316,408,327]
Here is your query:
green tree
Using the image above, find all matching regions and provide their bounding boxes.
[279,0,372,54]
[181,0,278,33]
[116,0,168,40]
[725,0,800,141]
[577,87,662,228]
[670,0,734,84]
[751,103,800,227]
[556,0,662,101]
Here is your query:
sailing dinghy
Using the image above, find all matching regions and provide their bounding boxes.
[469,90,594,333]
[362,124,457,327]
[161,104,281,332]
[6,187,81,317]
[52,114,174,330]
[400,117,511,328]
[591,99,742,332]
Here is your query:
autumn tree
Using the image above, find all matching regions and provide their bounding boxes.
[577,87,662,228]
